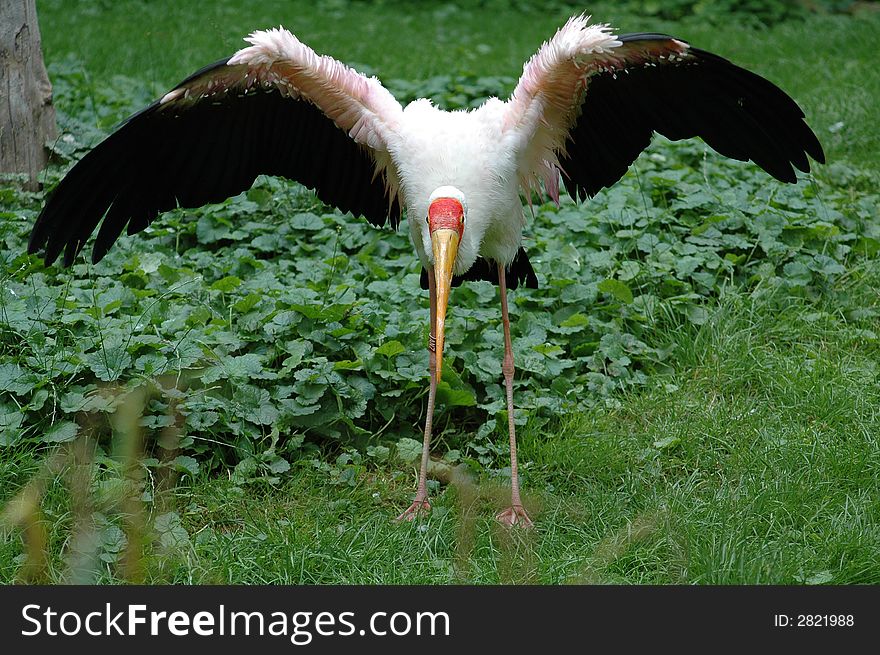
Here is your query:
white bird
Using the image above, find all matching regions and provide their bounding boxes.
[29,15,823,527]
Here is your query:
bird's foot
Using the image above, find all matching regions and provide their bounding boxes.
[395,497,431,522]
[496,504,533,529]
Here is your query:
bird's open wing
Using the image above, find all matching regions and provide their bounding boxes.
[503,15,824,203]
[29,27,404,266]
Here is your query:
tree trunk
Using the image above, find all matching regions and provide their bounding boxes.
[0,0,57,191]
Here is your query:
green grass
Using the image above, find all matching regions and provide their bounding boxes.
[2,1,878,584]
[3,273,878,583]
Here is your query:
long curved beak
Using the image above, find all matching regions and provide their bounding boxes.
[431,228,459,382]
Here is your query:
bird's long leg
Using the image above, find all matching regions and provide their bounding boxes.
[496,263,533,528]
[396,268,438,521]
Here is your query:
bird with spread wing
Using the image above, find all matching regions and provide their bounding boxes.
[28,15,823,527]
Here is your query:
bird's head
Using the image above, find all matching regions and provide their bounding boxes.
[426,185,468,381]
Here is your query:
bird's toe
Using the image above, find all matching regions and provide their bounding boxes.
[496,504,534,529]
[395,498,432,522]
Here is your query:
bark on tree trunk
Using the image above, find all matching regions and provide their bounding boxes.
[0,0,57,191]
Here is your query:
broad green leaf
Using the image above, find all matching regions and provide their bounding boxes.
[154,511,191,551]
[436,381,476,407]
[211,275,242,292]
[560,313,590,329]
[0,363,39,395]
[618,260,640,281]
[0,406,24,446]
[597,278,634,304]
[290,212,324,231]
[267,456,290,475]
[366,445,390,461]
[654,435,680,450]
[783,261,812,285]
[43,421,79,443]
[137,252,163,274]
[83,342,132,382]
[686,305,709,325]
[172,455,200,476]
[233,293,262,313]
[204,353,263,382]
[375,340,406,357]
[396,437,422,464]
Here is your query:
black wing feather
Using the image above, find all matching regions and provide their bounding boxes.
[29,58,400,266]
[420,248,539,290]
[560,33,824,201]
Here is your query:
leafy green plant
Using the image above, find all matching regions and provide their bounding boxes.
[3,62,876,486]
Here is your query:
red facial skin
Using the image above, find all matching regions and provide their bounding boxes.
[428,198,464,238]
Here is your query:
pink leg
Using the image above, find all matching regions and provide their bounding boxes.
[396,268,438,521]
[495,264,533,528]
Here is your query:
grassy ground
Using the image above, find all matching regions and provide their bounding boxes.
[2,1,877,583]
[3,276,878,583]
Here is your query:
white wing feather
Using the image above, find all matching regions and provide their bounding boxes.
[503,15,622,202]
[228,27,403,152]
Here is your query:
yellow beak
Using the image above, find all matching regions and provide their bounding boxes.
[431,228,459,383]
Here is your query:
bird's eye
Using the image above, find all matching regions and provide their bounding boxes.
[425,215,429,224]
